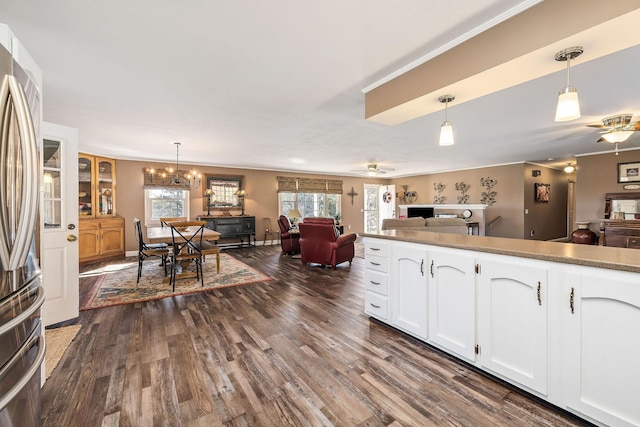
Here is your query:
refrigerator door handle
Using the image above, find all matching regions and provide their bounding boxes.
[0,329,45,412]
[0,74,40,273]
[0,285,44,337]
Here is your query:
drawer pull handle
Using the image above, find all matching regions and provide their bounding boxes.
[537,281,542,306]
[370,303,381,309]
[370,281,380,285]
[371,247,380,251]
[570,287,575,314]
[420,259,424,276]
[430,260,434,278]
[370,262,381,266]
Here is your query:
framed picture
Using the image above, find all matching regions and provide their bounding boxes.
[535,183,550,203]
[617,162,640,183]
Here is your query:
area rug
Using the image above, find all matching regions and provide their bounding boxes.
[45,324,82,379]
[80,253,271,310]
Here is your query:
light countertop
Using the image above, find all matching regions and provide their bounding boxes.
[360,230,640,273]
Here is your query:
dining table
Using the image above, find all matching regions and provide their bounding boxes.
[146,225,221,283]
[146,225,221,244]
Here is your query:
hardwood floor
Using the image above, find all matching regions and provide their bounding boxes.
[42,245,590,426]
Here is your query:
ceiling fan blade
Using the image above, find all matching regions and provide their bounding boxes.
[586,124,608,129]
[626,121,640,131]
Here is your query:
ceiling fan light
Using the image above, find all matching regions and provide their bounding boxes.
[366,170,377,177]
[555,87,580,122]
[601,130,634,143]
[563,163,575,173]
[439,121,454,146]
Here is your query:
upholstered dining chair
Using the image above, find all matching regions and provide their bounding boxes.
[160,217,187,227]
[262,218,280,246]
[133,217,170,285]
[168,221,205,291]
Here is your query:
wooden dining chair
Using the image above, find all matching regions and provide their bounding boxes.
[160,217,187,227]
[262,218,280,246]
[168,221,205,291]
[195,241,221,274]
[133,218,169,285]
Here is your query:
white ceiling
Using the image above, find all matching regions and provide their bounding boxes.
[2,0,640,178]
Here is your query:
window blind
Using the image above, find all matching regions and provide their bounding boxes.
[277,176,343,194]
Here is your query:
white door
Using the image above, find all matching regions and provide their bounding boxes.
[363,184,379,233]
[563,271,640,427]
[378,185,396,230]
[428,250,476,361]
[41,122,79,326]
[390,243,428,339]
[477,258,548,394]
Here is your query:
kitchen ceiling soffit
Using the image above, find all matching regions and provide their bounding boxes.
[364,0,640,126]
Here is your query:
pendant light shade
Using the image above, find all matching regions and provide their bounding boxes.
[555,87,580,122]
[438,95,455,146]
[554,47,583,122]
[439,121,454,146]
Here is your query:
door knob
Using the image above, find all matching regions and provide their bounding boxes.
[67,235,77,242]
[68,224,76,230]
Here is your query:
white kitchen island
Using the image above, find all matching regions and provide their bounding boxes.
[361,229,640,427]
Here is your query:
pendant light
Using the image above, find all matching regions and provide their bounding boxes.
[554,46,583,122]
[438,94,455,146]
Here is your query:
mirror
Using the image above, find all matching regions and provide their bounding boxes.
[604,192,640,220]
[203,174,244,211]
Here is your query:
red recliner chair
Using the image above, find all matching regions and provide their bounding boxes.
[277,215,300,255]
[298,217,357,269]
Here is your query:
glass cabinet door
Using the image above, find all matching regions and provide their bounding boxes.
[78,154,94,217]
[96,157,115,217]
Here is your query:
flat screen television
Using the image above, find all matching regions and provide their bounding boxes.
[407,207,434,218]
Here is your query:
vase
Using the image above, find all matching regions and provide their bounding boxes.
[571,222,596,245]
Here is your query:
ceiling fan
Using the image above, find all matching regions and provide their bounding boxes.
[586,114,640,144]
[350,163,395,177]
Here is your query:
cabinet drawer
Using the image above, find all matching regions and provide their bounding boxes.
[216,218,243,225]
[365,255,387,273]
[100,218,124,229]
[366,242,388,258]
[79,220,100,231]
[364,291,388,320]
[365,270,388,295]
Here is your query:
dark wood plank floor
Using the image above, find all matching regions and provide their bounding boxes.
[42,245,590,426]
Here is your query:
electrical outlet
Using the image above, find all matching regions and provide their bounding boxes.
[348,224,351,229]
[530,230,535,237]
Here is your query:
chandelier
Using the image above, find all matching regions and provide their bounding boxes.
[145,142,201,188]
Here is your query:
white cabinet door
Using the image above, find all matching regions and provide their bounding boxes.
[477,258,547,394]
[563,270,640,427]
[428,250,476,361]
[390,243,428,339]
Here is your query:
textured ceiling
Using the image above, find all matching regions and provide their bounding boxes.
[1,0,639,177]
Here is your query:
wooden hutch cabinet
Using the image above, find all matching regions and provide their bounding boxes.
[78,153,125,263]
[599,192,640,249]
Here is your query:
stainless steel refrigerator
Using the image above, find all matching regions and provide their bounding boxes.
[0,42,46,426]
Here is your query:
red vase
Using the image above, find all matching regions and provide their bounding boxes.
[571,222,596,245]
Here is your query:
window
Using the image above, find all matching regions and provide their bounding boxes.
[144,188,190,226]
[278,193,341,219]
[276,176,343,220]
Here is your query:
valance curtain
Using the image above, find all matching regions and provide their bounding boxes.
[277,176,343,194]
